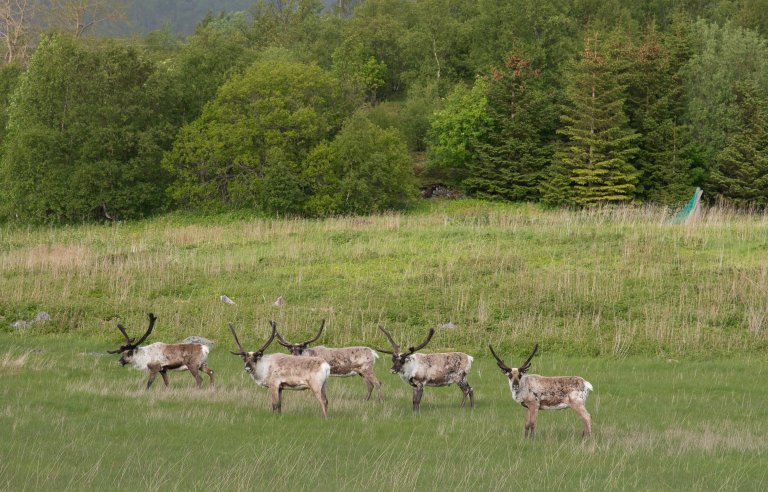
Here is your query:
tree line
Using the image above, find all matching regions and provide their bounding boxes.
[1,0,767,222]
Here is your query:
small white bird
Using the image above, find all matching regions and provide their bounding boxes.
[219,294,236,305]
[274,296,285,307]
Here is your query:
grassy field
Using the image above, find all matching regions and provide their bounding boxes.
[1,200,767,356]
[1,337,767,490]
[1,200,767,489]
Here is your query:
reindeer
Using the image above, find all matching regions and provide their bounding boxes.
[107,313,214,389]
[489,344,593,439]
[229,321,331,418]
[375,326,474,413]
[275,320,383,401]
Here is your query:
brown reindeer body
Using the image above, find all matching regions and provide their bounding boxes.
[490,344,593,438]
[397,352,473,387]
[109,314,214,389]
[230,322,331,418]
[511,375,592,410]
[275,321,383,401]
[120,342,214,389]
[376,326,474,413]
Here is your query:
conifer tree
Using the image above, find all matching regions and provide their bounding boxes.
[626,22,693,204]
[547,32,640,206]
[464,53,556,201]
[708,80,768,206]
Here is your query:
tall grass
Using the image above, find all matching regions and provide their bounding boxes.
[1,200,767,357]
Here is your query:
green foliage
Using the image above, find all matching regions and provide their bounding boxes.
[0,35,171,222]
[0,63,23,147]
[549,32,640,206]
[426,79,492,185]
[364,82,440,152]
[3,0,768,218]
[163,59,348,213]
[708,80,768,206]
[164,12,257,125]
[465,53,557,201]
[683,20,768,168]
[625,22,693,204]
[303,113,417,216]
[331,40,387,104]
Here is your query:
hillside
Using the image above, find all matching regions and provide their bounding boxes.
[3,201,766,357]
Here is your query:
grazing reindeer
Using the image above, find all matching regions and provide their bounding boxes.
[489,344,593,439]
[107,313,214,389]
[229,321,331,418]
[275,320,383,401]
[375,326,474,413]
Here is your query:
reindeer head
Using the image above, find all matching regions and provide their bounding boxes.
[229,320,277,375]
[275,320,325,355]
[375,326,435,374]
[107,313,157,366]
[489,343,538,390]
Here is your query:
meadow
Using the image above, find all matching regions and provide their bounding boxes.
[1,200,767,490]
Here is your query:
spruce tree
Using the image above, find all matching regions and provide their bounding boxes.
[708,80,768,206]
[626,22,693,205]
[464,53,556,201]
[547,32,640,206]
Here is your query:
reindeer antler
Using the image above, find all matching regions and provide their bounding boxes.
[488,344,512,372]
[116,323,133,344]
[274,327,294,348]
[132,313,157,347]
[406,328,435,355]
[300,319,325,346]
[378,325,400,352]
[519,343,539,372]
[256,320,278,353]
[108,314,155,354]
[229,322,246,356]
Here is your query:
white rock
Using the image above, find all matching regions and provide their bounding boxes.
[219,295,236,305]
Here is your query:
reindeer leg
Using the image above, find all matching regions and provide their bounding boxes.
[375,378,383,402]
[362,370,383,402]
[459,383,468,407]
[200,364,215,388]
[458,380,474,408]
[160,369,170,387]
[572,401,592,438]
[270,386,282,413]
[146,363,161,389]
[525,402,540,439]
[412,384,424,414]
[146,371,159,389]
[314,382,329,419]
[364,376,374,401]
[466,382,475,410]
[188,365,203,388]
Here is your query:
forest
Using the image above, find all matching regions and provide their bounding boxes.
[1,0,767,222]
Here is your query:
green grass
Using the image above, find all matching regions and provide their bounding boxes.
[1,200,767,489]
[0,336,766,490]
[1,200,767,356]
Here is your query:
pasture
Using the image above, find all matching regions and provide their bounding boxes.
[1,200,767,489]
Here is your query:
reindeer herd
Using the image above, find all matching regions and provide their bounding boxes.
[109,313,593,438]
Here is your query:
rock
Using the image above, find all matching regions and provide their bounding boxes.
[181,336,215,347]
[10,312,51,329]
[274,296,285,307]
[421,184,463,199]
[439,322,456,330]
[219,294,236,305]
